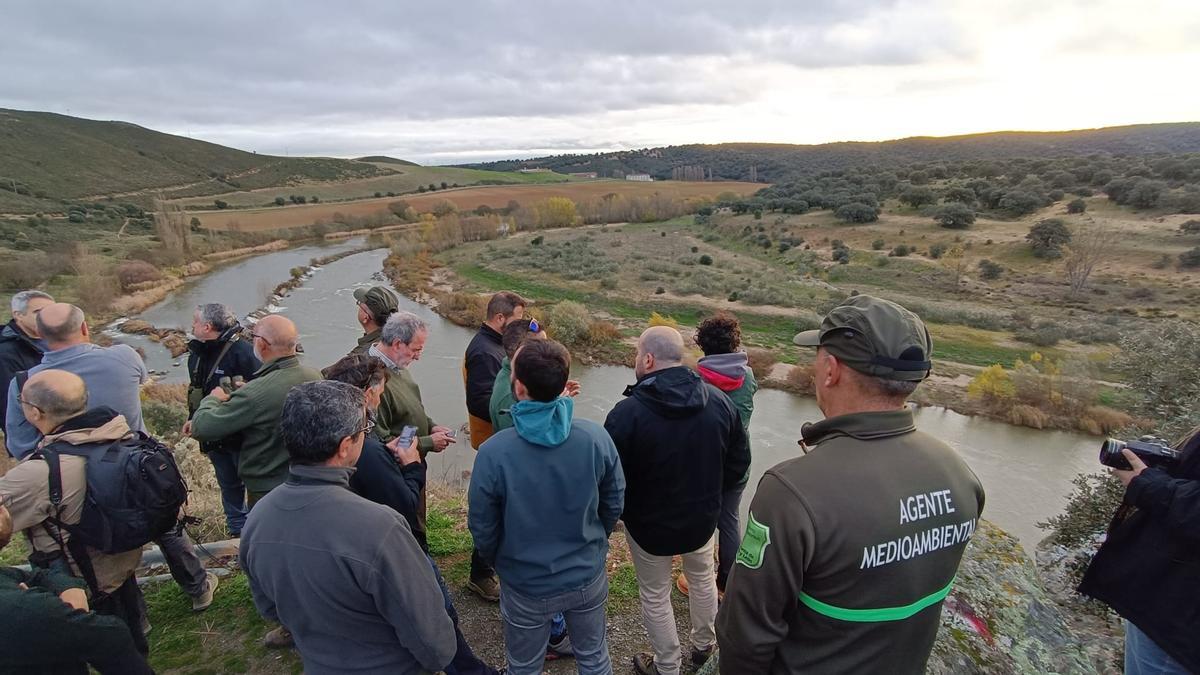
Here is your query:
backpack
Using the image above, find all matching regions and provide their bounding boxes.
[39,431,188,555]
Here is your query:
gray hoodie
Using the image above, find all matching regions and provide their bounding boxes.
[240,464,455,675]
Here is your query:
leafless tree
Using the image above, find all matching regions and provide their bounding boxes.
[1062,220,1117,296]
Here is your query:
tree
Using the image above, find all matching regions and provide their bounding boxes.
[1125,179,1165,209]
[940,245,969,291]
[535,197,577,228]
[997,190,1043,217]
[1179,246,1200,268]
[942,186,977,206]
[1062,222,1117,295]
[1026,218,1072,259]
[833,202,878,223]
[214,199,228,209]
[1066,198,1087,214]
[978,259,1003,279]
[933,202,976,229]
[274,196,286,206]
[310,195,319,203]
[699,254,713,265]
[430,200,458,218]
[899,186,936,208]
[1115,320,1200,438]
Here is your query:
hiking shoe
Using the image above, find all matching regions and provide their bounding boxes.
[691,644,715,667]
[141,616,152,636]
[632,652,661,675]
[676,573,689,596]
[467,575,501,602]
[546,631,574,660]
[192,572,219,612]
[263,625,294,649]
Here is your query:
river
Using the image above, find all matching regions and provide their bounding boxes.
[118,245,1101,551]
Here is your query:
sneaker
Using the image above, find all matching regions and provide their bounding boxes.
[192,572,219,612]
[263,625,294,649]
[632,652,661,675]
[691,644,714,667]
[676,574,689,596]
[467,575,501,602]
[546,632,574,660]
[140,616,152,636]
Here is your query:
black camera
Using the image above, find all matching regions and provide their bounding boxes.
[1099,436,1180,471]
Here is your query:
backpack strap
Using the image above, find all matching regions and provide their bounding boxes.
[34,443,102,594]
[14,369,29,393]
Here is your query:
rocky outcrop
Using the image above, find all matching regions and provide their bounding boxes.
[118,319,189,357]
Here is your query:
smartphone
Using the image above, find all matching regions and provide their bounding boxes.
[446,427,458,439]
[219,376,234,395]
[397,425,419,449]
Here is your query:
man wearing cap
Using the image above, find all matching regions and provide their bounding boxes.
[716,295,985,675]
[346,286,399,360]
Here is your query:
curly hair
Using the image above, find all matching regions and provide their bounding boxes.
[695,312,742,356]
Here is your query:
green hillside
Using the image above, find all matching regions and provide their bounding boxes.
[0,109,382,212]
[357,155,420,166]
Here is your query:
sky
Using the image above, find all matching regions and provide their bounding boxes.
[2,0,1198,165]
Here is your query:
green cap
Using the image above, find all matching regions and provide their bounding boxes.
[793,295,932,381]
[353,286,399,322]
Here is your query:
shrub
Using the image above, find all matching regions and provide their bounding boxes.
[1076,405,1135,436]
[599,277,618,290]
[928,243,947,259]
[871,238,885,250]
[585,320,621,345]
[834,202,879,223]
[116,260,162,290]
[655,286,665,294]
[746,348,777,380]
[1026,218,1072,259]
[699,254,713,265]
[648,312,678,328]
[933,202,976,229]
[1066,198,1087,214]
[143,399,188,440]
[784,364,815,395]
[967,365,1015,403]
[544,300,591,348]
[890,245,911,257]
[531,235,544,246]
[1038,472,1125,549]
[977,259,1003,280]
[214,199,228,209]
[899,186,937,208]
[1180,220,1200,234]
[1007,404,1050,429]
[1179,246,1200,268]
[1016,321,1066,347]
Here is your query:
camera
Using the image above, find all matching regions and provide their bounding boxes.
[1099,436,1180,471]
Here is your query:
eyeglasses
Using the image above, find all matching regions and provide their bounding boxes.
[352,413,376,439]
[16,396,42,413]
[250,332,271,346]
[528,318,541,333]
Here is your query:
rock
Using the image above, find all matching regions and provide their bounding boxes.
[184,261,209,276]
[160,333,189,358]
[119,319,155,335]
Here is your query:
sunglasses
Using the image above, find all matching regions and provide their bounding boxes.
[528,318,541,333]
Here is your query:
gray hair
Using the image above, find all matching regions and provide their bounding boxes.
[196,303,237,332]
[22,375,88,421]
[641,328,684,364]
[11,290,52,314]
[862,374,920,400]
[381,311,427,346]
[279,381,365,465]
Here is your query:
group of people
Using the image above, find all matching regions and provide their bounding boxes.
[0,281,1192,675]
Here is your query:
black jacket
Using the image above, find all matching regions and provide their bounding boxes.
[604,366,749,556]
[1078,433,1200,673]
[0,319,44,429]
[349,434,429,551]
[186,325,260,452]
[463,324,504,421]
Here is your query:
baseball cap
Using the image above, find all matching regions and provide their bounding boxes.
[793,295,932,381]
[353,286,399,322]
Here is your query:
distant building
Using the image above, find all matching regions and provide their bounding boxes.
[626,174,653,182]
[518,167,552,173]
[569,172,598,179]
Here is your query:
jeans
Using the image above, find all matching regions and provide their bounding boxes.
[156,528,208,597]
[427,555,497,675]
[206,448,247,535]
[92,574,151,656]
[473,549,566,639]
[1125,621,1191,675]
[627,532,718,675]
[716,482,746,590]
[499,573,611,675]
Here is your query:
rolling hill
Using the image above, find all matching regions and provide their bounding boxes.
[463,122,1200,183]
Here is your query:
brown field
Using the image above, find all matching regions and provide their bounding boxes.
[189,180,762,231]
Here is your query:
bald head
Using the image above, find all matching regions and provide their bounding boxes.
[254,314,299,360]
[22,369,88,433]
[37,303,87,347]
[636,326,685,378]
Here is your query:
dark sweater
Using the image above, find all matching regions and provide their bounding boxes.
[349,434,429,550]
[463,324,505,421]
[0,319,43,430]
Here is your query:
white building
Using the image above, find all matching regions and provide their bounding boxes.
[626,174,653,182]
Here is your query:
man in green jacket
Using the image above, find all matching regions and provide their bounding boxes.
[191,315,322,503]
[345,285,398,360]
[716,295,985,675]
[490,318,580,433]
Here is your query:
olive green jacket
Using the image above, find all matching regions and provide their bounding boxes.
[377,365,436,455]
[191,355,323,495]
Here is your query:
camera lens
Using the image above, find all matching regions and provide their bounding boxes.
[1099,438,1126,467]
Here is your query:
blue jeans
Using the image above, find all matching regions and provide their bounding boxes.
[499,573,611,675]
[1125,621,1191,675]
[428,555,498,675]
[206,448,247,535]
[717,482,746,590]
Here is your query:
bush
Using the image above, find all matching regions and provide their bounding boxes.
[928,243,947,259]
[214,199,228,209]
[655,286,665,294]
[585,320,621,345]
[899,186,937,208]
[1007,404,1050,429]
[933,202,976,229]
[1180,219,1200,234]
[1026,218,1072,259]
[977,259,1003,280]
[1038,472,1125,549]
[890,245,911,257]
[1016,322,1066,347]
[116,260,163,290]
[833,203,879,223]
[544,300,591,348]
[967,365,1015,403]
[143,399,188,440]
[648,312,679,328]
[1066,198,1087,214]
[698,254,713,266]
[997,190,1043,217]
[531,235,544,246]
[599,277,618,290]
[871,238,885,250]
[1180,247,1200,268]
[783,364,815,395]
[746,348,777,380]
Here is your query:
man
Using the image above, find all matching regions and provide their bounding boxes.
[464,290,525,448]
[0,290,53,433]
[240,380,456,675]
[183,302,260,537]
[490,318,579,434]
[604,326,749,675]
[190,314,322,504]
[5,304,216,612]
[346,285,399,359]
[0,370,149,655]
[1078,426,1200,674]
[716,295,986,675]
[469,339,625,675]
[0,499,153,674]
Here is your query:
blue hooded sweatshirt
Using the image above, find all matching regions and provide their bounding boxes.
[468,396,625,598]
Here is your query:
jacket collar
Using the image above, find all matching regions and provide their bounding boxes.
[255,354,300,377]
[1,319,44,352]
[42,343,95,363]
[800,408,916,448]
[41,407,132,447]
[188,324,245,352]
[287,464,356,487]
[358,329,381,350]
[368,343,403,372]
[477,323,503,344]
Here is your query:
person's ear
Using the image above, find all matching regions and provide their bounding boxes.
[337,434,356,461]
[824,352,842,388]
[514,377,529,401]
[81,322,90,339]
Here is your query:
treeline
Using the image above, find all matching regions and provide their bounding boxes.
[463,123,1200,183]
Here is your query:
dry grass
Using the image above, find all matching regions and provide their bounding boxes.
[784,363,816,395]
[1007,404,1051,429]
[1076,405,1135,436]
[190,181,762,232]
[746,347,778,381]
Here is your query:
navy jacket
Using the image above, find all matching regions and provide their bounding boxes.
[0,320,44,429]
[463,324,504,421]
[349,434,428,550]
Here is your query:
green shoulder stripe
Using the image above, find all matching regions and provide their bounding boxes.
[798,577,955,623]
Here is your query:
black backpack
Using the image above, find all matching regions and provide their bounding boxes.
[39,431,188,555]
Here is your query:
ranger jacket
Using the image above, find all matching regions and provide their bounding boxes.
[717,409,985,675]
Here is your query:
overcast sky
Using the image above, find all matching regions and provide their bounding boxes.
[3,0,1198,164]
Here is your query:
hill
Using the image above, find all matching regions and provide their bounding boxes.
[0,108,383,212]
[356,155,419,166]
[463,122,1200,182]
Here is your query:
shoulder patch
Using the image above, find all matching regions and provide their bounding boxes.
[736,511,771,569]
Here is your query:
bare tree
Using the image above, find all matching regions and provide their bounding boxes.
[940,244,969,292]
[1062,220,1118,296]
[153,194,192,259]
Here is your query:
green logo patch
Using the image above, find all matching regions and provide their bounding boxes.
[736,512,771,569]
